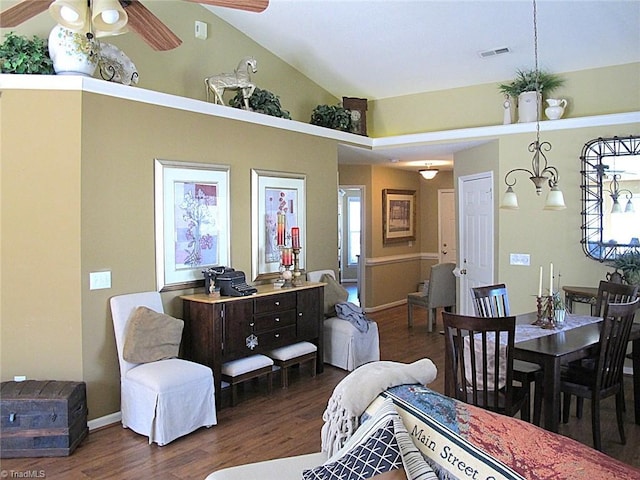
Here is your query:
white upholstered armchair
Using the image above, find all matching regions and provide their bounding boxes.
[307,270,380,371]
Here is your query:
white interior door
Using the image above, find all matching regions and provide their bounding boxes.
[438,189,456,263]
[458,173,494,314]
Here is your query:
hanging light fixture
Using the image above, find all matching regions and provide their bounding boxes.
[49,0,128,37]
[419,163,439,180]
[605,173,634,213]
[500,0,566,211]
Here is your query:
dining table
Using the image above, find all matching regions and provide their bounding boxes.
[513,311,640,433]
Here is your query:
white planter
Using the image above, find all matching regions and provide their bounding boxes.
[48,25,98,77]
[517,91,541,123]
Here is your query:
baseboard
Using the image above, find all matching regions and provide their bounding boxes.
[364,299,406,313]
[88,411,121,431]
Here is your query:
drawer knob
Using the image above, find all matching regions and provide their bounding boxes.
[275,317,280,322]
[9,412,16,423]
[298,312,303,317]
[274,333,280,338]
[275,301,280,306]
[249,322,255,327]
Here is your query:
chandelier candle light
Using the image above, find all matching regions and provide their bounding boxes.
[500,0,566,211]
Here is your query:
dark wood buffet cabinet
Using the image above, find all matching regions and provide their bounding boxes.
[181,282,324,406]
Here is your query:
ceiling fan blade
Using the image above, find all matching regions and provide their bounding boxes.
[124,0,182,51]
[0,0,53,28]
[187,0,268,13]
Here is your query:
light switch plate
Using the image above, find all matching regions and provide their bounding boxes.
[509,253,530,266]
[90,271,112,290]
[195,20,208,40]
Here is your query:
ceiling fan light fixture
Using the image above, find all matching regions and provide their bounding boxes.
[49,0,88,30]
[419,169,438,180]
[92,0,128,33]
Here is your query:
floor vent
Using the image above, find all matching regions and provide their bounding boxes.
[478,47,511,58]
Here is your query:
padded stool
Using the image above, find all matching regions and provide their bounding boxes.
[221,354,274,406]
[267,342,317,388]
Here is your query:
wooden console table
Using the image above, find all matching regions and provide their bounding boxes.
[562,285,598,314]
[181,282,324,407]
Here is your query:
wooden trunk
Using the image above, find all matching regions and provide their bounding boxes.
[0,380,88,458]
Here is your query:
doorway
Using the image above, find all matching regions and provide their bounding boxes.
[338,185,365,306]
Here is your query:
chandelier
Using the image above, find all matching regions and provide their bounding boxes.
[500,0,566,211]
[49,0,128,38]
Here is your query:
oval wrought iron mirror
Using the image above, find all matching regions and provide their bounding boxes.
[581,135,640,261]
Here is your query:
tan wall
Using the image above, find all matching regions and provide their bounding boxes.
[369,63,640,136]
[0,1,338,122]
[1,88,339,419]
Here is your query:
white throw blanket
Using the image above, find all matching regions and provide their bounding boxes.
[320,358,438,456]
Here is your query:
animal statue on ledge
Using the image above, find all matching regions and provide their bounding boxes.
[204,57,257,109]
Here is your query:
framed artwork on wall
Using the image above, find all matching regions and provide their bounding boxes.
[154,159,230,291]
[382,189,416,244]
[251,169,306,282]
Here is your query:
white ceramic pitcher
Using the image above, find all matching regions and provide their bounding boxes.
[545,98,568,120]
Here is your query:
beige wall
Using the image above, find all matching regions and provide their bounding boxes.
[1,88,339,419]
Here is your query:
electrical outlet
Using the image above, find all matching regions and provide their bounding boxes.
[509,253,530,266]
[90,271,112,290]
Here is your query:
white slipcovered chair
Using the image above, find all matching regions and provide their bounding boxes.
[110,291,217,445]
[307,270,380,371]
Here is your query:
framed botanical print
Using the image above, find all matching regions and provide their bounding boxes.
[154,159,230,291]
[382,189,416,244]
[251,169,306,281]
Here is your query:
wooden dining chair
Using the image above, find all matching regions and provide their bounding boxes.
[442,312,531,422]
[470,284,543,425]
[560,298,640,451]
[592,280,638,317]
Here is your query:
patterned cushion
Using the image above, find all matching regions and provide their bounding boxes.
[303,399,436,480]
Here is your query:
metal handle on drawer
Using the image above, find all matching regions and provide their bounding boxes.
[50,410,57,422]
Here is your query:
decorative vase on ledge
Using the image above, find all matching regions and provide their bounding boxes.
[517,91,541,123]
[48,25,98,77]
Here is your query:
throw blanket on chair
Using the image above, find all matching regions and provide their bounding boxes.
[320,358,437,456]
[335,302,372,333]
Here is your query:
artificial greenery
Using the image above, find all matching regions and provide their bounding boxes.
[310,104,353,132]
[613,250,640,285]
[0,31,54,74]
[229,87,291,119]
[498,69,564,97]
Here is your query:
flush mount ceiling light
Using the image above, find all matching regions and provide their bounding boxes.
[500,0,566,211]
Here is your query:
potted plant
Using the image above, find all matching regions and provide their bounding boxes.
[229,87,291,119]
[0,31,54,74]
[613,250,640,285]
[310,104,353,132]
[498,69,565,123]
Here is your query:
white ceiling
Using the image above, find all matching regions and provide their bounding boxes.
[204,0,640,172]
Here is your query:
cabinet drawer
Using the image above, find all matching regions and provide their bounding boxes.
[253,310,296,333]
[255,325,296,350]
[254,293,296,314]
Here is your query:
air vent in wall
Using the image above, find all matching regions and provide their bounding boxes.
[478,47,511,58]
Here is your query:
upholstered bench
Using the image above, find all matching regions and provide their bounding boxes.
[267,341,317,388]
[221,355,274,406]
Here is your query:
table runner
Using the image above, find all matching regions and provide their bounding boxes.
[464,314,600,389]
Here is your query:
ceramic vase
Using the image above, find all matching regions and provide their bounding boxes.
[545,98,568,120]
[517,91,541,123]
[48,24,99,77]
[554,309,566,327]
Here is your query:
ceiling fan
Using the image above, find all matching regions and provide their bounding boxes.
[0,0,269,51]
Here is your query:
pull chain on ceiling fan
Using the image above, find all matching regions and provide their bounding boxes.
[0,0,268,51]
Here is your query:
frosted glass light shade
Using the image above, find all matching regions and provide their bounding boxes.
[92,0,128,33]
[544,186,567,210]
[419,169,438,180]
[624,198,635,213]
[49,0,88,30]
[500,186,519,209]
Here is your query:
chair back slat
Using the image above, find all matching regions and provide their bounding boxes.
[471,284,511,318]
[592,281,638,318]
[596,298,640,391]
[443,312,520,416]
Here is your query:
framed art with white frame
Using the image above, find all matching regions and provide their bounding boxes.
[154,159,230,291]
[251,169,306,282]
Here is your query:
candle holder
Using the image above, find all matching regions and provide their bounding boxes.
[292,247,304,286]
[534,295,558,329]
[280,247,294,288]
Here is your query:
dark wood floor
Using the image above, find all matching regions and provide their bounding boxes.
[2,305,639,478]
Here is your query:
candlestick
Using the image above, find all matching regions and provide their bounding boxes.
[549,263,553,296]
[291,227,300,249]
[538,266,543,297]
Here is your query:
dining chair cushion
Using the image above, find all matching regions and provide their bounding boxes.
[123,306,184,364]
[321,273,349,316]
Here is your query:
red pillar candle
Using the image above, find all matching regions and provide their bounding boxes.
[291,227,300,249]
